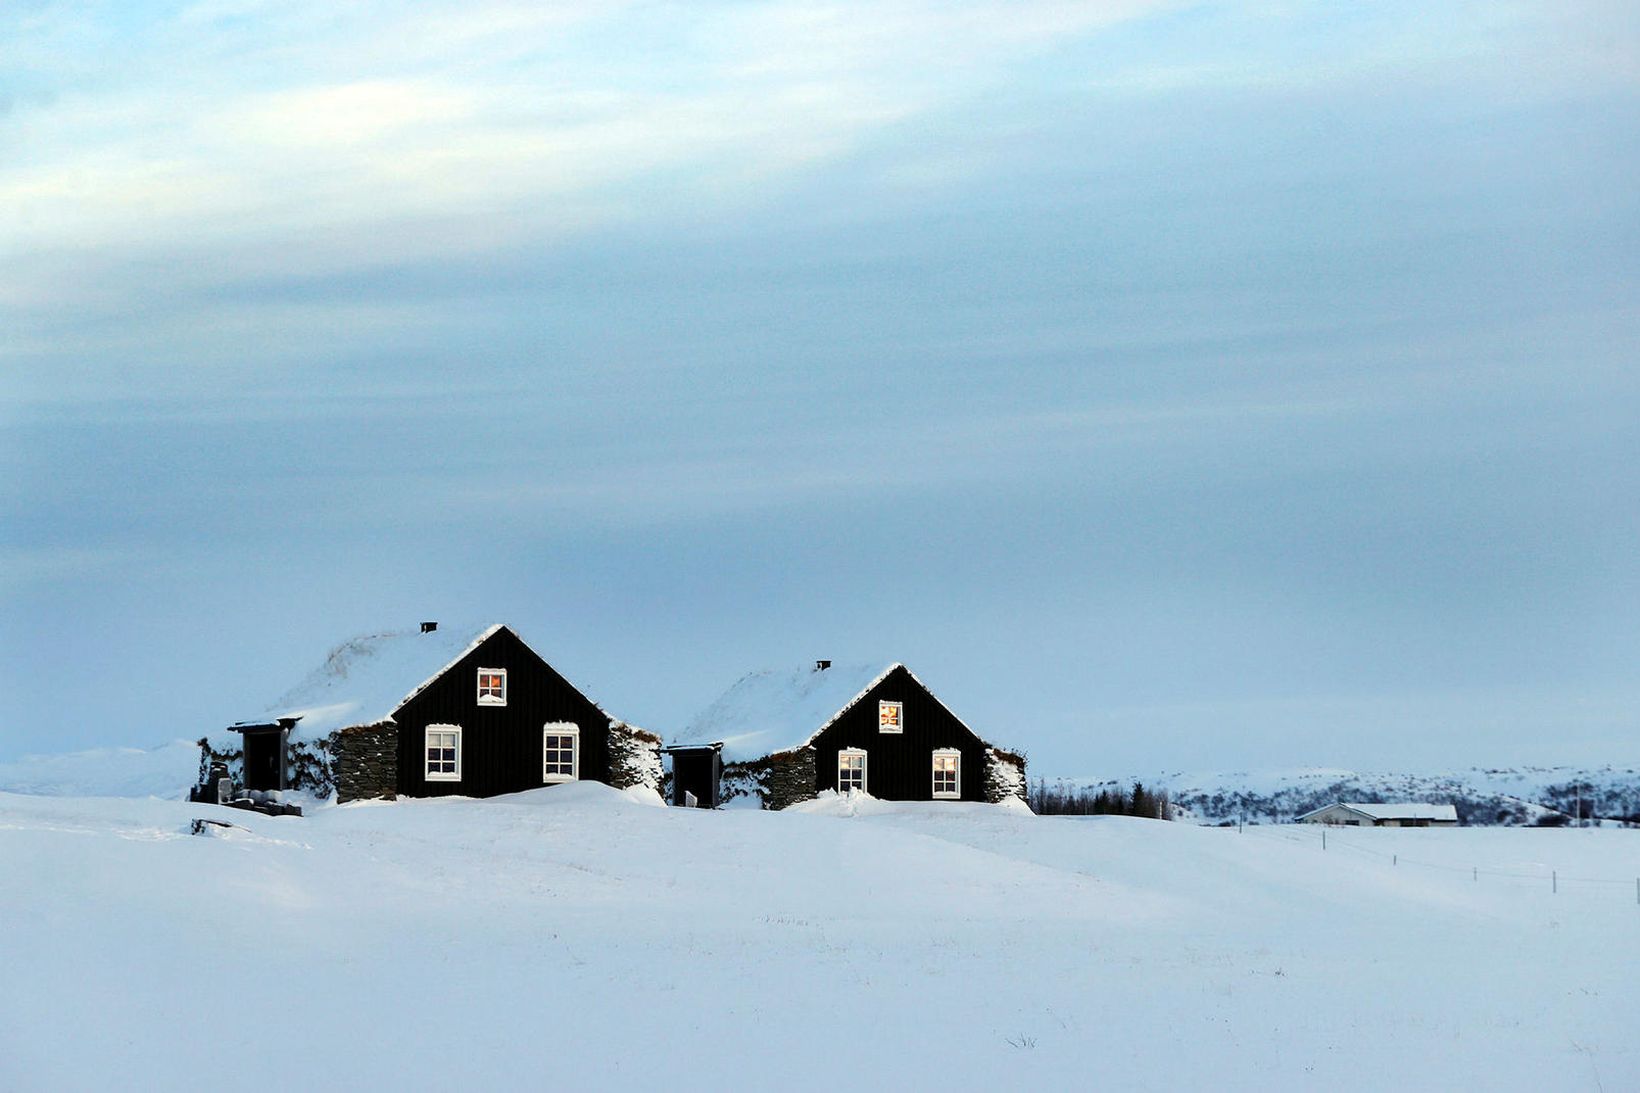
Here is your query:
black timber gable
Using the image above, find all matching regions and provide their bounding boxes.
[808,665,988,802]
[390,626,611,797]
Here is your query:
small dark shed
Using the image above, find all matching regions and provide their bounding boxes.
[231,717,300,791]
[665,743,723,808]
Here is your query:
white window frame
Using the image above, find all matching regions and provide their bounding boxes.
[425,724,462,782]
[838,748,868,794]
[932,748,961,799]
[477,667,507,706]
[542,722,579,783]
[878,700,903,734]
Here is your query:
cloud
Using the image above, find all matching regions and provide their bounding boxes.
[0,2,1172,262]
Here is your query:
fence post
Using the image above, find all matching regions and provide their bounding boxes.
[1553,870,1557,894]
[1473,867,1477,882]
[1322,828,1327,851]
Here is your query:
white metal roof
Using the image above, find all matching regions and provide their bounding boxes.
[1302,801,1459,822]
[671,662,900,763]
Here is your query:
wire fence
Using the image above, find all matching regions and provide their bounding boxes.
[1233,823,1640,902]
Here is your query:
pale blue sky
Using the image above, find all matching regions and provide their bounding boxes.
[3,1,1637,776]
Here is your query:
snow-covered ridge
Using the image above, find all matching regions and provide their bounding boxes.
[0,740,200,799]
[1048,766,1640,825]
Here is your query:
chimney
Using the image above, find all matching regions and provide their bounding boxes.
[815,660,831,671]
[421,621,438,633]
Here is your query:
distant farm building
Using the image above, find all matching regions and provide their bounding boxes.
[668,660,1025,809]
[1297,802,1458,827]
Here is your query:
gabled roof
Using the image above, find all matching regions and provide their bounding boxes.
[1300,801,1459,822]
[264,623,504,739]
[672,662,899,763]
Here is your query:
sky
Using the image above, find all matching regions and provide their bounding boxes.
[3,0,1638,778]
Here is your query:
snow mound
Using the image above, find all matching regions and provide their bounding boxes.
[786,788,896,817]
[486,780,665,810]
[788,790,1033,819]
[0,740,198,799]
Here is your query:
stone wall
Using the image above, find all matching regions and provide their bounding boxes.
[196,737,243,787]
[290,738,334,798]
[721,748,816,810]
[983,747,1028,806]
[607,720,663,793]
[719,762,765,807]
[331,721,399,802]
[763,748,817,810]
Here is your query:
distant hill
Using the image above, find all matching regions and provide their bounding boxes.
[1041,766,1640,826]
[0,741,198,799]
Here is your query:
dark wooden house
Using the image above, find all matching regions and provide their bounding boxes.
[668,661,1026,810]
[203,623,659,803]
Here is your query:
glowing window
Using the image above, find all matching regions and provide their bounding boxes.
[838,749,867,793]
[477,668,507,706]
[933,750,960,798]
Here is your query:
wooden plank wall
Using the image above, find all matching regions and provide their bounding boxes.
[392,628,612,798]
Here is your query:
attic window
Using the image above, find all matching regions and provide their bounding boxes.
[932,749,960,799]
[878,701,903,733]
[425,725,461,782]
[543,723,578,783]
[838,749,867,794]
[477,668,507,706]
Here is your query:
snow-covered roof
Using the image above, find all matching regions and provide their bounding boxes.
[1344,802,1458,821]
[262,623,504,739]
[672,662,899,763]
[1302,802,1459,822]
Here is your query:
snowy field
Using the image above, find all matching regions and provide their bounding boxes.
[3,786,1637,1091]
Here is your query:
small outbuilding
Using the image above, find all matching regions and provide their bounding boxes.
[668,660,1026,810]
[664,742,723,808]
[1297,802,1459,827]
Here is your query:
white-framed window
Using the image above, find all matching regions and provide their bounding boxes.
[838,749,867,793]
[425,725,462,781]
[932,749,960,799]
[477,668,507,706]
[543,723,579,783]
[878,700,903,733]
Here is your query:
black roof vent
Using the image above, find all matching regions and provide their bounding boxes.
[421,621,438,633]
[815,659,831,671]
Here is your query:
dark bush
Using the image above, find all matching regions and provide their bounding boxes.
[1030,779,1172,820]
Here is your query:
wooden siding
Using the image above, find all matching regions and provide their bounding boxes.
[391,627,612,798]
[808,665,987,802]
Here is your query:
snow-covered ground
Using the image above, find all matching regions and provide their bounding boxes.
[3,786,1637,1090]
